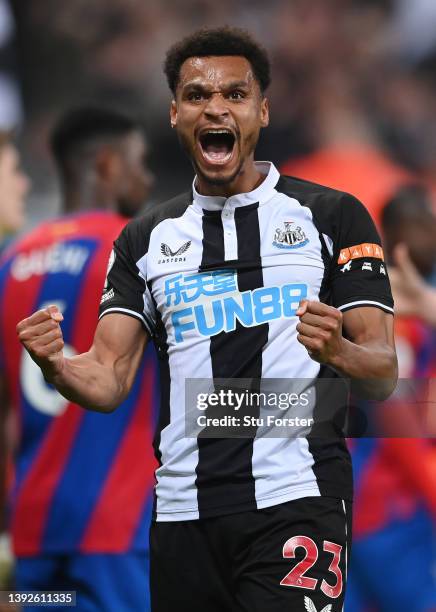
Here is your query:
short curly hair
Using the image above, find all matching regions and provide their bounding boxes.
[164,26,271,95]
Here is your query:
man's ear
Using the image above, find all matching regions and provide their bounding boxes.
[170,100,177,128]
[95,148,122,183]
[260,97,269,128]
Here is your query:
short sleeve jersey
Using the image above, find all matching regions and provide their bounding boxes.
[100,162,393,522]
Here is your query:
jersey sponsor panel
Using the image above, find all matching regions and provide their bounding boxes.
[100,163,394,521]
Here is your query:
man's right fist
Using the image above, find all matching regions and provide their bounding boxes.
[16,305,65,380]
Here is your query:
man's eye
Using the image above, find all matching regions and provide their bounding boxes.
[229,91,244,100]
[188,92,204,101]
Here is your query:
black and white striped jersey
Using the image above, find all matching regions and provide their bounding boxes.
[99,162,393,522]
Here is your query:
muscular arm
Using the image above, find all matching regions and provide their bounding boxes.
[297,301,398,400]
[332,306,397,399]
[17,306,148,413]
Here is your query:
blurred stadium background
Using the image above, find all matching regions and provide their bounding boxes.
[0,0,435,610]
[3,0,435,221]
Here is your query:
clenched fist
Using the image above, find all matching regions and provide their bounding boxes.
[16,305,65,381]
[296,300,343,365]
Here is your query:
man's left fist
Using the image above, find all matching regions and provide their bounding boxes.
[296,300,343,365]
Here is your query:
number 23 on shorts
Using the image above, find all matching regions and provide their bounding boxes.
[280,536,343,599]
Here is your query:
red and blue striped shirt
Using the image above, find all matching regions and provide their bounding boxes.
[0,211,158,556]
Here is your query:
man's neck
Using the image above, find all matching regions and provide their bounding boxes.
[195,161,265,198]
[64,192,115,214]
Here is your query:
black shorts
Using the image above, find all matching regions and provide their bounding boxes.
[150,496,352,612]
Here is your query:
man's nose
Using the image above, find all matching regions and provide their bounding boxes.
[204,93,229,119]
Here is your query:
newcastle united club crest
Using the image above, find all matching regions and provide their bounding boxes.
[273,221,309,249]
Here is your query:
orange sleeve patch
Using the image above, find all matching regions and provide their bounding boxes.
[373,244,384,259]
[338,248,350,263]
[350,245,364,260]
[337,243,384,264]
[361,243,374,257]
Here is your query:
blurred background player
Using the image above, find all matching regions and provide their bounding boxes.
[389,244,436,326]
[345,184,436,612]
[382,184,436,294]
[0,127,29,598]
[0,130,29,254]
[0,107,157,611]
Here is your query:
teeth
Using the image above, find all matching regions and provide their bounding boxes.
[205,129,232,135]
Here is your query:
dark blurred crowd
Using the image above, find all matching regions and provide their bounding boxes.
[0,0,435,221]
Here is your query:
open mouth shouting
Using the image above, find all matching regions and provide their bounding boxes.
[198,128,236,167]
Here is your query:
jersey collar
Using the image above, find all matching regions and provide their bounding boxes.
[192,162,280,212]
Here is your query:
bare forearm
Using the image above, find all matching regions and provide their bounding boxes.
[43,352,125,412]
[18,310,147,414]
[296,302,398,401]
[329,339,398,400]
